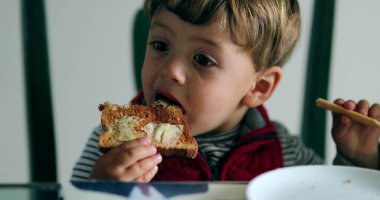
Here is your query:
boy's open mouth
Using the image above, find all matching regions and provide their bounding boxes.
[154,92,185,113]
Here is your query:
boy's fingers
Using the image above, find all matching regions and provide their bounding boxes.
[356,100,369,115]
[368,103,380,120]
[331,117,350,140]
[120,154,162,181]
[109,137,154,166]
[112,144,158,168]
[118,137,152,150]
[343,99,356,110]
[331,98,351,138]
[332,99,348,127]
[133,166,159,182]
[332,99,371,126]
[333,98,344,106]
[331,100,380,131]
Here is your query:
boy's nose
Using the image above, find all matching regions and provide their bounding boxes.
[160,58,187,85]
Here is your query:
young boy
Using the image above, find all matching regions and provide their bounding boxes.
[72,0,380,182]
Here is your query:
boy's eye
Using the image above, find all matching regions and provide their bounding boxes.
[193,54,215,66]
[150,41,170,52]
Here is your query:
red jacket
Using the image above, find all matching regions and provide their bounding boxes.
[132,93,283,181]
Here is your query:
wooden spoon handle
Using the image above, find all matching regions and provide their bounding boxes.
[316,98,380,128]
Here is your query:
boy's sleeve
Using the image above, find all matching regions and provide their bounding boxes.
[333,152,355,166]
[273,122,324,166]
[71,125,103,180]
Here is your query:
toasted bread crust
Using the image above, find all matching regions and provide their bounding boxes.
[98,102,198,158]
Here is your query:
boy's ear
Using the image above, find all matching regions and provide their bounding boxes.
[242,66,282,108]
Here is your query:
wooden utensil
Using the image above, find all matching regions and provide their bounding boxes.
[316,98,380,128]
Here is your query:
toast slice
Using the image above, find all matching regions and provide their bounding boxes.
[98,101,198,158]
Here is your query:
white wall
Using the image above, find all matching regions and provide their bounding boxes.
[1,0,380,199]
[0,0,29,183]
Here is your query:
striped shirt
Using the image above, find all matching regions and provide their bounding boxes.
[71,108,334,181]
[72,129,102,180]
[195,126,240,180]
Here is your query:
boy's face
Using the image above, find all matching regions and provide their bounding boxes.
[142,8,260,135]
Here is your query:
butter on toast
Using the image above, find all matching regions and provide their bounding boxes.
[98,101,198,158]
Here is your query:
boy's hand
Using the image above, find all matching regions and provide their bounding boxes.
[331,99,380,169]
[90,137,162,182]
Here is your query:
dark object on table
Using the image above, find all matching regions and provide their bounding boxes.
[71,180,208,198]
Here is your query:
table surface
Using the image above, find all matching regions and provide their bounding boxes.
[0,181,247,200]
[0,183,62,200]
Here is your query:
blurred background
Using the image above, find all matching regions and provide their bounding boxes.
[1,0,379,199]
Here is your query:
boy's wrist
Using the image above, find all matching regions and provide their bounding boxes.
[351,151,379,170]
[335,149,378,169]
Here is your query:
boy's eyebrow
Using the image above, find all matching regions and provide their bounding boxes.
[151,21,221,50]
[189,36,221,50]
[151,22,174,35]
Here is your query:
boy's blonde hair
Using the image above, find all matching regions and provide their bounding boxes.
[144,0,300,70]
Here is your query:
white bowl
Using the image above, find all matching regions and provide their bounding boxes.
[246,165,380,200]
